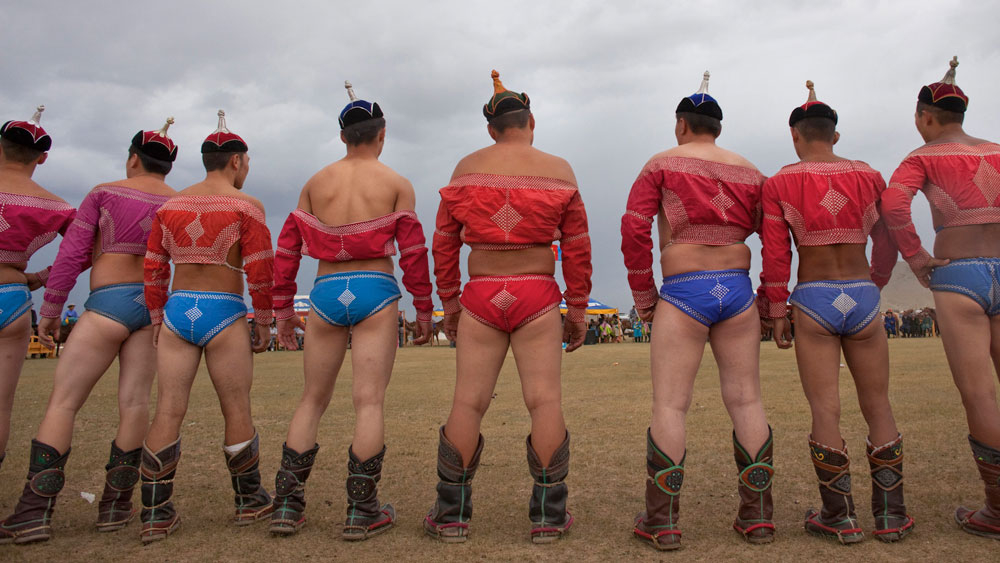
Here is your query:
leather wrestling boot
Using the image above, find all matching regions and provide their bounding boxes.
[955,435,1000,540]
[225,433,274,525]
[633,428,684,551]
[96,441,142,532]
[424,426,484,543]
[139,439,181,544]
[733,427,775,544]
[270,443,319,535]
[526,431,573,543]
[342,445,395,540]
[867,434,914,542]
[804,437,864,544]
[0,440,69,544]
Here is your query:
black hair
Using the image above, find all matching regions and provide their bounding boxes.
[917,101,964,125]
[487,109,532,133]
[128,145,172,175]
[342,117,386,146]
[0,138,44,164]
[202,151,243,172]
[676,112,721,138]
[793,116,837,143]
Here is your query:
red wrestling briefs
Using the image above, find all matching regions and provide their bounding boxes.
[460,275,563,333]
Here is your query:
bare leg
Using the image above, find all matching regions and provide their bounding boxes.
[443,311,509,465]
[711,307,769,454]
[0,313,31,457]
[934,292,1000,447]
[650,300,709,462]
[34,312,129,453]
[841,318,899,446]
[348,303,399,460]
[791,308,844,447]
[510,309,564,465]
[114,326,157,451]
[145,327,202,451]
[284,314,350,453]
[203,319,256,446]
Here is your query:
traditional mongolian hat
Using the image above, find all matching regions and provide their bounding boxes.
[788,81,838,127]
[676,71,723,121]
[132,117,178,162]
[1,105,52,152]
[201,110,248,153]
[483,70,530,120]
[339,81,384,129]
[918,56,968,113]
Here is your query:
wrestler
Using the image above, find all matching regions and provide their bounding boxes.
[0,120,178,544]
[621,72,773,549]
[268,82,433,539]
[759,82,913,544]
[424,70,591,544]
[138,111,274,543]
[0,107,75,544]
[882,57,1000,540]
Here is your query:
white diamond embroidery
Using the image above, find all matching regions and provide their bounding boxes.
[832,292,857,315]
[185,307,203,321]
[139,215,153,234]
[185,214,205,242]
[973,159,1000,204]
[709,282,729,301]
[0,206,9,233]
[490,289,517,311]
[335,248,353,261]
[711,190,735,223]
[134,293,145,305]
[491,203,523,233]
[820,189,849,216]
[338,289,356,307]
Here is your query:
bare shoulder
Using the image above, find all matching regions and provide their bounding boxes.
[534,149,577,185]
[451,148,491,180]
[27,182,68,204]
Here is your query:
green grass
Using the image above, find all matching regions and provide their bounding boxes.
[2,338,996,561]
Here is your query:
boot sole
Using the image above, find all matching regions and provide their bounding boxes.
[424,518,468,543]
[0,530,51,545]
[235,503,276,527]
[269,519,305,536]
[955,510,1000,541]
[342,521,394,541]
[805,509,864,544]
[632,530,681,551]
[96,509,137,532]
[140,518,180,544]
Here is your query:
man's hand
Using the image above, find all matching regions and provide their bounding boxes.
[277,316,305,351]
[912,257,951,288]
[412,320,432,345]
[637,306,655,323]
[772,317,793,349]
[563,320,586,352]
[443,312,460,342]
[252,322,270,353]
[37,316,60,348]
[25,272,43,291]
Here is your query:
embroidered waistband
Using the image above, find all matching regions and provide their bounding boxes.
[661,269,749,285]
[0,282,29,293]
[90,282,144,296]
[168,290,244,302]
[794,279,877,290]
[315,271,396,284]
[466,274,557,283]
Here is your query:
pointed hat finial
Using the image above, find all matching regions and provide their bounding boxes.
[491,70,507,95]
[696,71,711,94]
[157,117,175,138]
[214,110,230,134]
[345,81,358,102]
[805,80,817,103]
[29,105,45,126]
[941,56,959,85]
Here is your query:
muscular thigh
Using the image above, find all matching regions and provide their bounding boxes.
[301,313,350,400]
[453,311,509,410]
[349,303,400,401]
[510,308,563,407]
[0,313,31,407]
[840,314,890,397]
[709,306,761,391]
[934,291,994,395]
[204,318,254,403]
[47,313,129,401]
[650,299,709,410]
[791,307,843,405]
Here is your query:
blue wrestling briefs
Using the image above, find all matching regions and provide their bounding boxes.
[163,290,247,347]
[789,280,881,335]
[659,269,755,327]
[84,283,151,333]
[309,271,401,327]
[930,258,1000,316]
[0,283,31,330]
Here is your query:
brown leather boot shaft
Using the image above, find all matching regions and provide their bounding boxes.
[867,434,913,540]
[733,427,774,542]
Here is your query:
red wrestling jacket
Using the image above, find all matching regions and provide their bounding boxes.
[272,209,434,322]
[883,142,1000,269]
[0,192,75,284]
[758,160,899,318]
[144,195,274,326]
[433,173,592,321]
[621,156,765,309]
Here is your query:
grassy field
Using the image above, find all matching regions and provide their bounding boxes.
[1,338,997,562]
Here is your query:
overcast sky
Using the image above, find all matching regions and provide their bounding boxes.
[5,1,999,315]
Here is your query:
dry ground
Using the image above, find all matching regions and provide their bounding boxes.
[1,338,997,562]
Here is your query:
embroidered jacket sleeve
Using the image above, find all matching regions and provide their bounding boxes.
[143,212,171,325]
[758,177,794,318]
[559,191,592,322]
[272,212,303,321]
[240,205,275,326]
[395,212,434,323]
[432,197,464,315]
[883,156,932,270]
[621,169,660,310]
[40,191,100,318]
[869,174,900,289]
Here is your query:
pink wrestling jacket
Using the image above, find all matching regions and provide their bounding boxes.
[0,191,75,283]
[621,156,765,310]
[433,173,592,321]
[272,209,434,322]
[40,185,171,318]
[882,142,1000,269]
[144,195,274,326]
[757,160,899,318]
